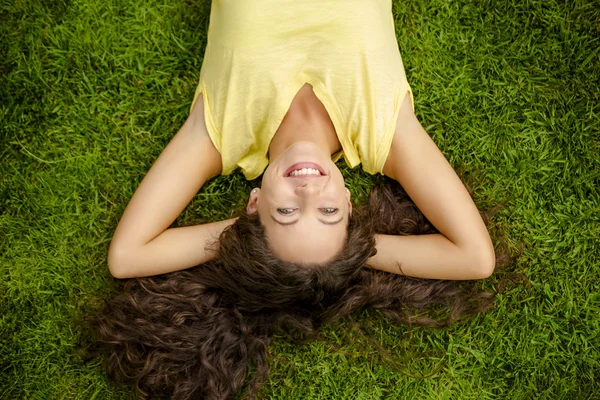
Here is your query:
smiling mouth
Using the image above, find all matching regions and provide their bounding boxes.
[283,162,327,177]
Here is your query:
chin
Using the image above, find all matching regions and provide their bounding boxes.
[287,141,328,156]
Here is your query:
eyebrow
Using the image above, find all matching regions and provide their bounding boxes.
[270,214,344,226]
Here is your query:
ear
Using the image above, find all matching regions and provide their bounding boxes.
[346,188,353,217]
[246,188,260,214]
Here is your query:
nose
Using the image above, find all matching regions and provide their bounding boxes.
[295,180,320,196]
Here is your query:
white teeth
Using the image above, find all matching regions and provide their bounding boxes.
[290,168,321,176]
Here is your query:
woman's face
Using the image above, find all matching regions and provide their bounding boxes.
[247,141,352,263]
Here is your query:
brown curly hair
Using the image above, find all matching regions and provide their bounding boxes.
[91,178,505,400]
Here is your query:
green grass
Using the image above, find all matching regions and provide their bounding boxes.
[1,0,599,398]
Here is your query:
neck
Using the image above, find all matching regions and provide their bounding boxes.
[268,107,341,162]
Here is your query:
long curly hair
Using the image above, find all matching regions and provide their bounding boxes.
[90,178,510,400]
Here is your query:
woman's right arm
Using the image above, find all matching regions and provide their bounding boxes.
[368,93,495,280]
[107,96,235,279]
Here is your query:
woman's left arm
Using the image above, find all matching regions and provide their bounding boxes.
[107,96,234,279]
[368,93,495,280]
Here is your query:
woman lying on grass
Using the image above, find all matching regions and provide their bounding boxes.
[94,1,498,399]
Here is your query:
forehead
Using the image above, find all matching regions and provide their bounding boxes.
[261,216,348,263]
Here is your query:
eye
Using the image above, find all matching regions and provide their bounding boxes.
[319,208,339,215]
[277,208,297,215]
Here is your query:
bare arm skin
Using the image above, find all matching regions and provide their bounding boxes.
[107,96,234,279]
[369,93,495,280]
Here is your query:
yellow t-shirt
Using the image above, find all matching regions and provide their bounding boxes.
[190,0,413,180]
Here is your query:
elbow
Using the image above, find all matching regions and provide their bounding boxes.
[469,245,496,280]
[107,243,132,279]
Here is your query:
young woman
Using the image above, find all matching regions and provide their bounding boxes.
[95,1,496,399]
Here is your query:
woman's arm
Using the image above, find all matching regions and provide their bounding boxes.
[107,96,234,279]
[368,93,495,280]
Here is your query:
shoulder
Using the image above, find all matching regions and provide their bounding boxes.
[181,95,223,178]
[382,92,420,180]
[187,94,213,142]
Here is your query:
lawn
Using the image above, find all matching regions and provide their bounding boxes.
[1,0,599,399]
